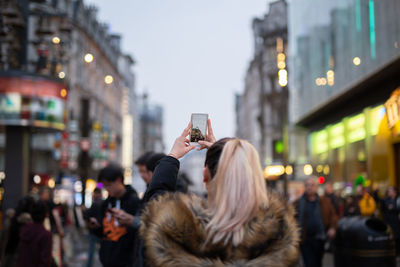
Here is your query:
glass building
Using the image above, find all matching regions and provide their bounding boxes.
[289,0,400,187]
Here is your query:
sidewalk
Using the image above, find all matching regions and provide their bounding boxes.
[64,228,101,267]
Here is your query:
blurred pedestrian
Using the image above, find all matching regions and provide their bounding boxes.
[382,187,400,256]
[139,121,300,266]
[16,200,52,267]
[84,188,103,267]
[134,152,154,191]
[144,153,166,186]
[39,188,64,266]
[295,177,337,267]
[88,164,140,267]
[356,184,376,217]
[1,196,34,267]
[343,195,361,216]
[324,182,341,216]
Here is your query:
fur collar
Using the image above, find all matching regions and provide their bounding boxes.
[140,192,300,267]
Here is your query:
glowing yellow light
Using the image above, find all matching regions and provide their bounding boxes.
[105,75,114,84]
[277,53,286,69]
[320,78,327,85]
[323,165,330,175]
[327,70,335,86]
[33,175,41,184]
[304,164,313,176]
[52,36,60,44]
[264,165,285,178]
[316,165,323,173]
[277,53,286,62]
[58,71,65,79]
[0,171,5,180]
[60,88,67,98]
[278,69,288,87]
[316,78,321,86]
[353,57,361,66]
[285,165,293,175]
[84,53,94,63]
[48,178,55,189]
[277,61,286,69]
[86,179,97,193]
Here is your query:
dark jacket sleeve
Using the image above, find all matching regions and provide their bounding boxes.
[143,156,180,203]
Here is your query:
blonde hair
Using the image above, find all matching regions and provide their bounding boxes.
[206,139,269,246]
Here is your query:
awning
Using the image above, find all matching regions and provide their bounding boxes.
[296,56,400,130]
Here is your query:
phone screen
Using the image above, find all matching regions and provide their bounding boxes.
[190,113,208,142]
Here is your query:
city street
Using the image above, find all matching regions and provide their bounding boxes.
[1,0,400,266]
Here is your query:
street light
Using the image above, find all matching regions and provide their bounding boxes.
[304,164,313,176]
[48,178,55,189]
[58,71,65,79]
[84,53,94,63]
[33,175,41,184]
[60,88,67,98]
[278,69,288,87]
[353,57,361,66]
[105,75,114,85]
[52,36,60,44]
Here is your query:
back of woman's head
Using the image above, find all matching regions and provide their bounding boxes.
[205,138,269,246]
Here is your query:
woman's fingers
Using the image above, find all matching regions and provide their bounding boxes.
[198,140,213,149]
[181,121,192,137]
[207,119,216,142]
[185,145,196,153]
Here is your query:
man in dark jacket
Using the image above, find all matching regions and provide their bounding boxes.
[295,177,337,267]
[16,201,52,267]
[89,164,140,267]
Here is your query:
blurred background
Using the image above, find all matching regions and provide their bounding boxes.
[0,0,400,265]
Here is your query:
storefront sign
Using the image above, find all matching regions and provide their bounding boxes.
[0,75,68,130]
[385,89,400,129]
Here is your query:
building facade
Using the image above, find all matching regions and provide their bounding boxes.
[0,0,138,208]
[138,93,164,154]
[236,0,288,169]
[289,0,400,190]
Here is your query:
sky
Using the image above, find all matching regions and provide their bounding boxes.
[88,0,270,151]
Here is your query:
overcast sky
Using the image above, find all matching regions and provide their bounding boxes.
[88,0,270,152]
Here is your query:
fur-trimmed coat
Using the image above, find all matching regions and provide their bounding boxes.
[140,192,300,267]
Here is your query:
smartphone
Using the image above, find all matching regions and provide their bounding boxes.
[190,113,208,142]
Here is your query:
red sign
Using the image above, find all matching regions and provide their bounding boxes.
[0,76,67,99]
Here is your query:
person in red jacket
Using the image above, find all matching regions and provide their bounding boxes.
[16,200,52,267]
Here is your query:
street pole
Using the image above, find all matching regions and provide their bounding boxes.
[3,126,30,213]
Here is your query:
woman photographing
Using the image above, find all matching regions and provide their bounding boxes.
[140,120,300,266]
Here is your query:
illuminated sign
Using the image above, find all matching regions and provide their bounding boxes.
[312,130,328,154]
[347,114,366,143]
[385,89,400,129]
[0,75,67,130]
[329,122,344,149]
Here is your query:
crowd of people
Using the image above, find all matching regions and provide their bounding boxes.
[295,177,400,267]
[1,119,400,267]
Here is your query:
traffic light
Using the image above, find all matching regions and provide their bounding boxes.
[318,176,325,184]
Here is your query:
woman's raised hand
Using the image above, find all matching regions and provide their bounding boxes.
[168,122,196,159]
[198,119,216,150]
